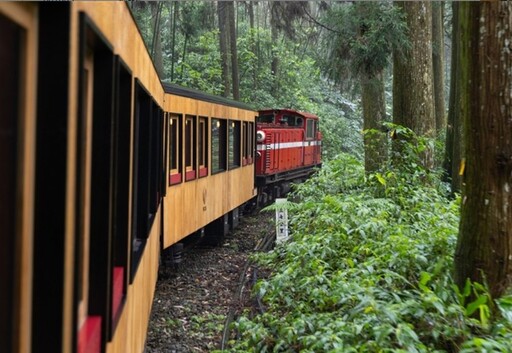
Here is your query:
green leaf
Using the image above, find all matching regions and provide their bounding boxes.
[465,294,487,317]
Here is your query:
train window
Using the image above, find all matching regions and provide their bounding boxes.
[198,117,208,177]
[131,80,153,280]
[185,115,196,181]
[229,120,241,169]
[32,5,73,352]
[242,122,248,166]
[249,122,255,163]
[76,45,94,344]
[149,102,163,209]
[169,114,182,185]
[306,119,316,139]
[76,15,117,353]
[211,118,227,174]
[257,114,274,124]
[0,12,22,353]
[110,56,132,335]
[162,112,169,194]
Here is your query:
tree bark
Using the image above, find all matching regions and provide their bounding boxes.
[270,2,279,96]
[393,1,434,137]
[393,1,435,168]
[227,1,240,100]
[432,1,446,133]
[362,71,387,173]
[455,1,512,299]
[150,2,164,77]
[443,2,462,193]
[218,1,230,97]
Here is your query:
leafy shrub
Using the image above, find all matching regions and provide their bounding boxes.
[222,146,512,352]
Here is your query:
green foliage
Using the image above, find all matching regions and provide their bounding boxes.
[223,144,512,352]
[318,2,409,82]
[132,2,363,160]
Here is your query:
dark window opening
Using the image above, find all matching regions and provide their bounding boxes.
[211,118,227,174]
[131,79,152,281]
[185,115,196,181]
[306,119,316,139]
[257,114,274,124]
[168,114,182,185]
[109,56,132,336]
[198,117,208,177]
[148,102,162,211]
[229,120,241,169]
[0,14,21,353]
[249,122,255,162]
[76,14,116,353]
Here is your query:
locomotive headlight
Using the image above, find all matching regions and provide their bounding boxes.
[256,130,266,143]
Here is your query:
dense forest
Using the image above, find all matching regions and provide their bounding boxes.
[133,1,512,352]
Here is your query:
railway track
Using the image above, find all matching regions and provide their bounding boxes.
[145,210,275,353]
[220,229,275,350]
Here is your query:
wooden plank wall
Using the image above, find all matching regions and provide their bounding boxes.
[163,96,257,247]
[69,4,162,353]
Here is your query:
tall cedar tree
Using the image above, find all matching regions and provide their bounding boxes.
[218,1,230,97]
[393,1,435,168]
[455,1,512,299]
[227,1,240,100]
[432,1,445,133]
[443,2,463,193]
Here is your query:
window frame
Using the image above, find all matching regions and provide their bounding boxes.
[211,118,227,174]
[306,119,316,140]
[228,120,241,169]
[168,113,182,185]
[198,116,208,177]
[184,115,196,181]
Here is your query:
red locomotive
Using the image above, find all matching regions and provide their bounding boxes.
[256,109,322,204]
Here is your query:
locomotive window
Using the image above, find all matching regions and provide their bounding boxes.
[185,115,196,181]
[211,118,227,174]
[169,114,182,185]
[306,119,316,139]
[257,114,274,124]
[229,120,241,169]
[198,117,208,177]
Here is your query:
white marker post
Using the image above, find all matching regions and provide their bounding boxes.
[275,198,289,244]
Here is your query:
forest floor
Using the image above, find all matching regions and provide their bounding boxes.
[145,209,275,353]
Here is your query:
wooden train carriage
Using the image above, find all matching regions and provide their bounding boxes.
[1,2,164,353]
[162,83,257,248]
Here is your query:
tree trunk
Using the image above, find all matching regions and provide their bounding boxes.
[270,2,279,95]
[362,71,387,173]
[455,1,512,300]
[227,1,240,100]
[432,1,446,133]
[443,2,462,193]
[393,1,435,168]
[217,1,230,97]
[170,2,178,82]
[150,2,164,77]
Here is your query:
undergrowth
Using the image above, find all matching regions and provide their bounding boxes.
[219,132,512,352]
